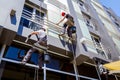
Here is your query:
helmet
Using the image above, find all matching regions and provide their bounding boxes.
[41,25,48,31]
[61,12,66,16]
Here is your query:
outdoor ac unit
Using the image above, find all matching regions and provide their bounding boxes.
[10,9,16,16]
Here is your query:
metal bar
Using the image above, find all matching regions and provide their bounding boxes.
[13,40,70,58]
[78,75,98,80]
[115,75,118,80]
[34,68,37,80]
[45,67,98,80]
[73,63,78,80]
[0,44,6,63]
[43,63,46,80]
[37,68,39,80]
[83,61,96,67]
[13,40,32,47]
[92,59,102,80]
[48,50,70,58]
[1,57,97,80]
[1,58,39,68]
[45,67,75,76]
[94,65,101,80]
[71,42,79,80]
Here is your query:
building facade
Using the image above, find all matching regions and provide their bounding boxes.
[0,0,120,80]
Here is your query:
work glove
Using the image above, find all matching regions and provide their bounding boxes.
[28,34,32,38]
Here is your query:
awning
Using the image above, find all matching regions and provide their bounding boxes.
[103,60,120,71]
[103,60,120,76]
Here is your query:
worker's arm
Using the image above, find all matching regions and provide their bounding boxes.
[56,16,66,25]
[31,31,39,35]
[28,31,39,38]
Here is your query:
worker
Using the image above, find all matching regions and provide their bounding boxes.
[56,12,76,38]
[21,26,47,64]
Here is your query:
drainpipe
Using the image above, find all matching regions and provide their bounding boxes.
[0,44,6,79]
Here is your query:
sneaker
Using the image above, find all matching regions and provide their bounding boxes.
[34,42,40,47]
[20,61,26,65]
[58,33,65,36]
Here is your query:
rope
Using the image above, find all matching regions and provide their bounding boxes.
[34,68,39,80]
[70,34,79,80]
[59,34,68,55]
[34,68,36,80]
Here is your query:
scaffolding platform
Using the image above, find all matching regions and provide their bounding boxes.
[11,34,73,60]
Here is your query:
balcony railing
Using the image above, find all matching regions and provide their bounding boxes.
[20,9,64,37]
[95,42,108,58]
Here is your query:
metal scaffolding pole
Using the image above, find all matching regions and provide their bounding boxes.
[43,63,46,80]
[71,40,79,80]
[93,60,102,80]
[0,44,6,63]
[115,75,118,80]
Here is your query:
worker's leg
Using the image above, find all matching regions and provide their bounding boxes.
[59,23,67,35]
[38,54,44,68]
[22,48,36,63]
[67,26,76,37]
[34,37,47,46]
[67,27,72,38]
[67,26,77,54]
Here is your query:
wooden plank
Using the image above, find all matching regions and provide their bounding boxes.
[13,40,71,59]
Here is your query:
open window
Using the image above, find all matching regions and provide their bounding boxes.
[114,22,120,31]
[78,0,89,12]
[90,33,107,58]
[79,0,86,10]
[82,13,96,29]
[19,3,46,31]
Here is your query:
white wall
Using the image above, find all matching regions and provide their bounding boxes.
[0,0,25,32]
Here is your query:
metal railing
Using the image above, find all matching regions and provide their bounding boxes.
[1,57,98,80]
[21,9,64,35]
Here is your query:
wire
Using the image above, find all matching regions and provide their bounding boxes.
[34,68,39,80]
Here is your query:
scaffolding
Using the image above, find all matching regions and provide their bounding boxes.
[0,3,119,80]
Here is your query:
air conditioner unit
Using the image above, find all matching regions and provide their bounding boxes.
[10,9,16,16]
[80,37,87,43]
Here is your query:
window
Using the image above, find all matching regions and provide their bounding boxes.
[4,46,39,65]
[35,10,45,23]
[24,4,33,13]
[36,10,45,18]
[78,0,87,11]
[18,4,46,34]
[91,34,107,58]
[114,22,120,31]
[107,11,117,21]
[20,17,29,28]
[86,20,94,29]
[91,34,101,48]
[82,13,95,29]
[46,71,76,80]
[1,61,43,80]
[46,57,75,74]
